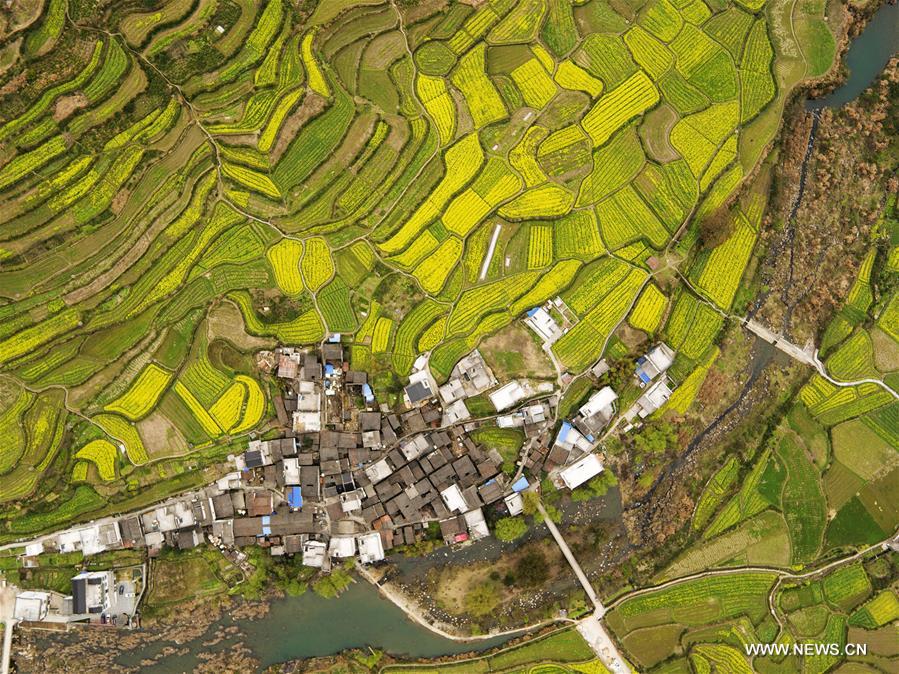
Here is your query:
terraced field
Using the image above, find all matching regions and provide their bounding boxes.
[0,0,836,534]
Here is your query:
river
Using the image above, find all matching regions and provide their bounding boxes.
[808,1,899,110]
[117,581,511,672]
[110,489,623,672]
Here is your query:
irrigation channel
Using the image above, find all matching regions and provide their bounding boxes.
[28,8,897,673]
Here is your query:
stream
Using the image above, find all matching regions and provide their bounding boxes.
[628,340,780,517]
[627,1,897,522]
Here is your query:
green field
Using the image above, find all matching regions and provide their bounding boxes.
[380,627,598,673]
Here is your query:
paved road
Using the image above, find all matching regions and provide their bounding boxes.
[0,584,15,674]
[535,501,632,672]
[577,614,631,674]
[0,620,13,674]
[0,582,17,674]
[812,350,899,400]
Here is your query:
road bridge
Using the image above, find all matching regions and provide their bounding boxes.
[742,319,899,400]
[742,319,817,366]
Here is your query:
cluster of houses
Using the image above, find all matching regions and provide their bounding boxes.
[257,343,535,554]
[523,299,679,489]
[5,327,681,629]
[10,566,141,627]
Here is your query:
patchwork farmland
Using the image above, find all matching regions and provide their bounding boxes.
[0,0,837,537]
[3,0,899,671]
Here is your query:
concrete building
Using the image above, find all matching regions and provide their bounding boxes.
[14,591,50,622]
[552,421,592,457]
[574,386,618,436]
[438,378,465,404]
[357,532,385,563]
[504,492,524,516]
[496,413,525,428]
[489,381,528,411]
[440,483,469,514]
[441,398,470,425]
[635,343,675,386]
[559,453,604,490]
[328,536,356,558]
[451,350,497,396]
[302,540,327,568]
[71,571,113,617]
[633,377,674,418]
[404,379,433,406]
[525,307,563,344]
[293,380,322,432]
[463,508,490,541]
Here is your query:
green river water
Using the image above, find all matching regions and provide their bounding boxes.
[121,581,512,672]
[809,2,898,109]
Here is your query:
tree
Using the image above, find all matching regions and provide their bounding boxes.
[284,579,306,596]
[515,550,549,587]
[540,476,561,505]
[522,491,540,516]
[464,580,501,616]
[699,205,737,249]
[543,503,562,524]
[588,470,618,497]
[572,470,619,501]
[632,422,677,456]
[601,356,636,390]
[494,516,528,542]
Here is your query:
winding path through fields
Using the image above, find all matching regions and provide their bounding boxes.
[604,529,899,641]
[674,269,899,400]
[741,319,899,399]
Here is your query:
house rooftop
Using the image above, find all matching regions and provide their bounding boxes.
[559,453,603,490]
[405,380,433,404]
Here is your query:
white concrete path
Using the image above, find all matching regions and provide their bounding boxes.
[742,319,898,399]
[479,224,502,280]
[577,612,631,674]
[536,501,632,672]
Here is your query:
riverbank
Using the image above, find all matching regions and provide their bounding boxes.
[806,0,899,108]
[354,563,560,642]
[11,580,521,674]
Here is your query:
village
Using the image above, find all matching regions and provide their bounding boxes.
[0,302,680,633]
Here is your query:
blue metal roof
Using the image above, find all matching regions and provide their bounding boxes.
[362,383,375,402]
[511,476,529,492]
[639,371,651,384]
[325,363,335,375]
[287,486,303,509]
[527,307,539,317]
